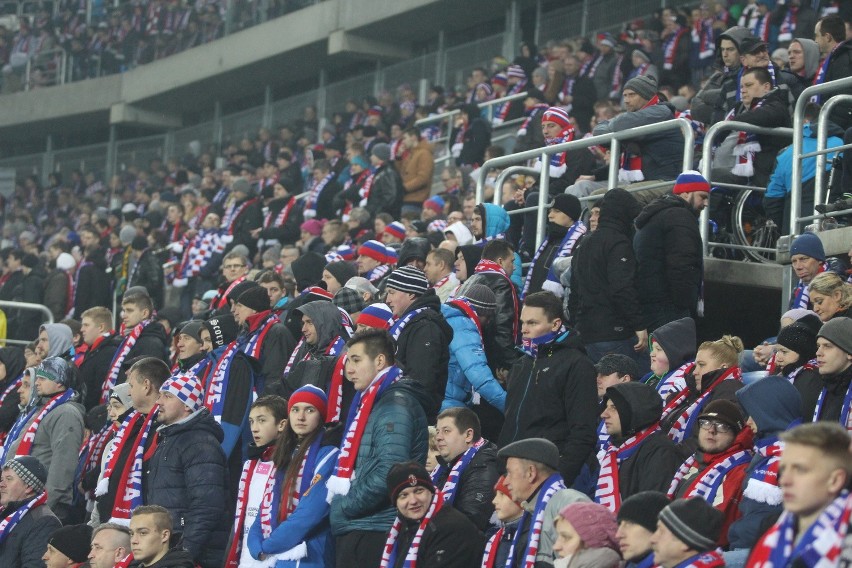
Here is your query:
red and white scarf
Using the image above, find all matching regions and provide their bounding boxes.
[95,410,142,497]
[778,6,799,42]
[481,526,505,568]
[225,453,273,567]
[327,355,347,423]
[727,98,765,178]
[662,367,742,443]
[326,366,402,501]
[264,196,296,229]
[15,390,75,457]
[667,447,752,502]
[517,104,549,136]
[380,490,445,568]
[743,436,785,505]
[304,173,334,217]
[692,18,715,61]
[211,276,246,311]
[221,198,258,235]
[619,95,659,182]
[677,550,727,568]
[595,424,660,512]
[102,318,154,404]
[0,491,47,545]
[110,408,159,524]
[663,27,688,70]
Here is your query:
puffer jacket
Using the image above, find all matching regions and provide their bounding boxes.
[247,430,340,568]
[498,330,598,485]
[439,303,506,413]
[394,291,453,422]
[0,501,60,568]
[432,440,499,531]
[144,408,229,568]
[330,378,429,535]
[633,194,703,330]
[477,203,523,289]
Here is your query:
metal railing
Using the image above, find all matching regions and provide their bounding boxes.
[813,94,852,210]
[24,46,66,91]
[475,117,694,249]
[0,300,53,346]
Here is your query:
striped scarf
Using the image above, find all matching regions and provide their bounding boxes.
[15,390,76,457]
[675,550,726,568]
[813,377,852,431]
[95,410,142,497]
[662,367,742,443]
[619,95,659,182]
[692,18,715,60]
[430,438,486,505]
[777,6,799,42]
[221,198,258,235]
[380,490,445,568]
[743,436,785,505]
[521,221,587,300]
[666,447,752,501]
[791,263,827,309]
[174,229,227,284]
[304,173,334,217]
[507,474,565,568]
[110,408,158,524]
[595,424,660,512]
[663,27,687,70]
[102,318,154,404]
[0,491,47,545]
[205,341,241,424]
[224,454,273,567]
[390,308,429,342]
[517,104,549,136]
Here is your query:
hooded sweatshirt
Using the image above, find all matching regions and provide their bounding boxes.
[691,26,752,125]
[791,38,821,82]
[476,203,523,289]
[445,222,474,246]
[643,317,697,392]
[40,323,74,359]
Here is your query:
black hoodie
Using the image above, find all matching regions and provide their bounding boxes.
[0,347,24,433]
[394,289,453,422]
[569,188,644,343]
[74,247,112,317]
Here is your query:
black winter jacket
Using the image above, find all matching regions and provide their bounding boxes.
[815,365,852,424]
[394,290,453,422]
[144,408,229,568]
[225,197,263,259]
[498,331,598,485]
[390,505,485,568]
[119,322,169,384]
[633,194,703,330]
[570,188,644,343]
[458,272,519,372]
[259,196,303,245]
[74,249,113,316]
[367,162,403,219]
[11,267,45,342]
[0,347,24,434]
[821,40,852,130]
[0,502,60,568]
[127,547,195,568]
[432,440,499,531]
[726,88,791,186]
[79,334,122,410]
[453,117,491,167]
[236,310,294,394]
[43,269,70,322]
[128,248,165,310]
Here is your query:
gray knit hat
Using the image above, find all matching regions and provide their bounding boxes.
[458,284,496,319]
[658,498,723,552]
[623,74,658,100]
[818,317,852,355]
[4,456,47,493]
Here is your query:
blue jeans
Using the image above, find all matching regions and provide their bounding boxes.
[585,338,651,377]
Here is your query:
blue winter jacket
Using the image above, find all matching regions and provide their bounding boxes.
[439,303,506,412]
[329,379,429,535]
[247,444,339,568]
[479,203,523,289]
[765,123,843,198]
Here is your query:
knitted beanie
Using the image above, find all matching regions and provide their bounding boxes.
[333,286,366,315]
[551,194,582,221]
[56,252,76,271]
[387,461,435,502]
[697,399,745,433]
[372,143,392,163]
[4,456,47,493]
[494,475,513,500]
[226,280,259,303]
[384,221,406,241]
[617,491,671,534]
[386,266,429,296]
[458,284,496,319]
[325,261,357,287]
[542,107,571,130]
[109,382,134,409]
[672,170,711,195]
[658,498,723,552]
[558,502,619,551]
[623,74,658,100]
[35,357,71,388]
[288,384,328,418]
[506,64,526,79]
[160,374,205,412]
[49,524,94,562]
[119,224,137,246]
[790,232,826,261]
[817,317,852,355]
[776,315,822,361]
[301,219,324,237]
[178,321,205,344]
[358,240,389,264]
[423,195,445,214]
[236,286,271,313]
[203,314,239,348]
[356,303,394,330]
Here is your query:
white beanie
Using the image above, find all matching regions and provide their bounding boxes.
[56,253,76,272]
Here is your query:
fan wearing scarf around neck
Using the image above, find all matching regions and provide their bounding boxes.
[659,335,745,454]
[326,329,429,568]
[595,382,682,513]
[0,456,58,564]
[240,388,337,568]
[481,475,524,568]
[533,107,575,179]
[3,357,83,522]
[748,422,852,568]
[641,317,697,399]
[380,461,484,568]
[650,497,726,568]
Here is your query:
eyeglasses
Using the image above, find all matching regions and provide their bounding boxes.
[698,419,734,433]
[223,264,245,270]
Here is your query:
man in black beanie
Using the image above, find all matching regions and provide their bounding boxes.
[382,461,484,568]
[650,497,724,568]
[42,524,93,567]
[616,491,670,568]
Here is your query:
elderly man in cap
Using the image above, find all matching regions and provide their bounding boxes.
[42,524,93,568]
[381,461,484,567]
[0,456,60,566]
[3,357,84,523]
[616,491,671,568]
[650,497,725,568]
[145,373,229,568]
[813,317,852,426]
[385,266,452,422]
[497,438,568,568]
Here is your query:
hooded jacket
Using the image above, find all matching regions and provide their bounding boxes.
[40,324,74,359]
[445,222,474,246]
[393,290,453,422]
[691,26,751,125]
[0,347,24,433]
[569,188,644,343]
[78,333,122,411]
[288,300,346,363]
[633,194,703,330]
[396,238,431,269]
[330,378,429,535]
[602,382,682,500]
[643,317,697,392]
[145,408,229,568]
[498,330,598,485]
[790,38,821,85]
[476,204,523,289]
[237,310,295,394]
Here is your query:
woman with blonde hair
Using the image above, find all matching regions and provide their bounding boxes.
[808,272,852,322]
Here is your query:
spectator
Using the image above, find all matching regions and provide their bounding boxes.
[788,232,831,310]
[482,475,524,568]
[87,523,131,568]
[596,382,681,511]
[569,188,646,366]
[43,252,76,323]
[221,178,263,259]
[42,524,92,568]
[641,326,696,403]
[809,272,852,322]
[0,456,60,567]
[0,347,24,437]
[748,422,851,566]
[327,329,428,568]
[813,317,852,426]
[255,181,303,247]
[382,461,484,568]
[634,171,709,332]
[35,323,74,361]
[303,160,341,221]
[615,491,671,568]
[424,248,458,303]
[431,407,499,530]
[385,266,452,422]
[12,254,46,342]
[513,88,549,153]
[773,314,823,420]
[73,229,112,319]
[322,261,356,296]
[691,26,750,126]
[498,292,597,485]
[660,14,691,89]
[172,321,209,377]
[398,128,434,215]
[357,240,392,284]
[552,502,621,567]
[451,104,491,168]
[786,38,821,87]
[127,505,194,568]
[146,373,229,568]
[650,498,725,568]
[773,0,818,44]
[366,143,403,219]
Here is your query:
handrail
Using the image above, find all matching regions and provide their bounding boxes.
[790,77,852,235]
[0,299,54,346]
[698,120,794,254]
[492,166,540,205]
[476,117,694,249]
[24,46,66,92]
[814,94,852,208]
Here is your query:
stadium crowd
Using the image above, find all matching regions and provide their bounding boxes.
[1,1,852,567]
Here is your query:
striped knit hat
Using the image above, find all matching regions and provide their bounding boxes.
[384,221,406,241]
[160,373,204,412]
[288,384,328,418]
[491,73,508,87]
[386,266,429,296]
[384,247,398,265]
[427,219,448,233]
[672,170,711,195]
[355,303,394,330]
[542,107,571,130]
[358,240,388,264]
[506,64,526,79]
[423,195,445,214]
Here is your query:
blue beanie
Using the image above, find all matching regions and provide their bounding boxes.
[790,232,825,262]
[736,376,802,435]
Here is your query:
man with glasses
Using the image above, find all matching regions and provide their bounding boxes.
[666,400,753,548]
[440,166,463,194]
[209,251,249,312]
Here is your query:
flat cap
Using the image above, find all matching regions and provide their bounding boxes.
[497,437,560,471]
